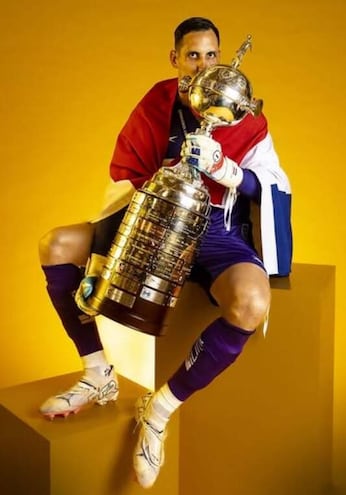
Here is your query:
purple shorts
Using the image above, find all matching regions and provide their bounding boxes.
[190,207,266,297]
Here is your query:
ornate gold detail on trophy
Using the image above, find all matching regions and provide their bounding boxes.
[179,34,263,134]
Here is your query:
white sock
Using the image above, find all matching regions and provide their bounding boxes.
[81,350,109,371]
[148,384,183,431]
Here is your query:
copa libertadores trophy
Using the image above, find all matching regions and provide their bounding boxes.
[78,35,263,336]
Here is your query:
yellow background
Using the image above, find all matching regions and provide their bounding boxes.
[1,0,345,489]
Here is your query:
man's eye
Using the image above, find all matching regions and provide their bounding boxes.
[188,52,198,59]
[207,52,217,59]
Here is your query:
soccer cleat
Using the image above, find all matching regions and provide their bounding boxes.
[40,365,119,420]
[133,392,167,488]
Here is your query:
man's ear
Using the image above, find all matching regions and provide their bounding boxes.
[170,49,178,68]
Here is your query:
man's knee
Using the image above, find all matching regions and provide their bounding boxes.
[39,224,94,265]
[39,227,69,265]
[221,285,271,330]
[242,286,270,323]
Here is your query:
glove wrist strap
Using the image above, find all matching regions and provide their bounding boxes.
[213,158,244,188]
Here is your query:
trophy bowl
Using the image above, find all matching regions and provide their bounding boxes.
[188,64,263,130]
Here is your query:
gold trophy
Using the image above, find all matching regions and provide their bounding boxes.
[179,34,262,134]
[77,35,262,336]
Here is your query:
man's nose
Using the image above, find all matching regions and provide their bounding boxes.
[196,56,209,71]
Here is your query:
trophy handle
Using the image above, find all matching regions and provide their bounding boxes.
[230,35,252,69]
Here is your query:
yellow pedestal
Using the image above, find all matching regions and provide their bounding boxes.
[0,263,335,494]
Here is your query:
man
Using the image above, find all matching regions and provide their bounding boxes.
[39,16,292,488]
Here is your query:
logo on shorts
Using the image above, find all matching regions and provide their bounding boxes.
[252,254,263,265]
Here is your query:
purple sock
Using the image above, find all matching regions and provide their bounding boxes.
[168,317,254,401]
[42,264,103,356]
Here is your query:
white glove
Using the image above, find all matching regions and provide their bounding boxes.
[181,133,243,188]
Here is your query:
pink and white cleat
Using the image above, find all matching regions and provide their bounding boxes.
[40,365,119,420]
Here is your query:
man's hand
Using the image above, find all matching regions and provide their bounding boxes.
[181,133,243,188]
[75,276,98,316]
[74,253,106,316]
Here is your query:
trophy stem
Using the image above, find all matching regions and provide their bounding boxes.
[196,121,213,137]
[173,159,203,184]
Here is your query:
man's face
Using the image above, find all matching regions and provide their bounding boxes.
[170,29,220,103]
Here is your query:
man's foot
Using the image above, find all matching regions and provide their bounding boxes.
[133,392,167,488]
[40,365,119,419]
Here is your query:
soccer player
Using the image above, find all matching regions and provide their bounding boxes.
[39,17,292,488]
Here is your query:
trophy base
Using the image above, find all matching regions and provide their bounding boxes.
[97,297,172,337]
